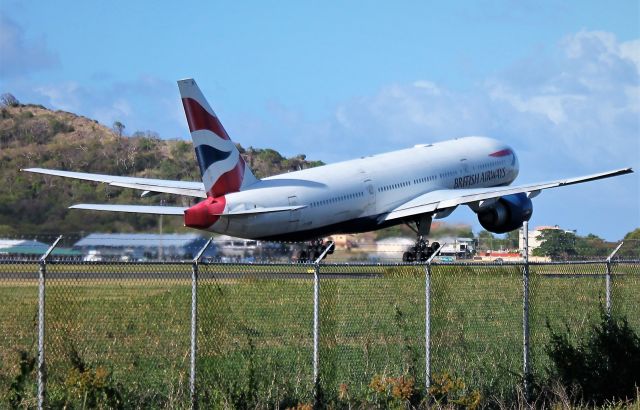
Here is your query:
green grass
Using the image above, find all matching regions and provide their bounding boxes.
[0,262,638,408]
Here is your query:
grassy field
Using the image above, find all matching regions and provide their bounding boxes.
[0,262,638,408]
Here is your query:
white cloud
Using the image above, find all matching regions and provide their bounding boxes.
[31,76,184,137]
[486,31,638,172]
[0,14,57,79]
[324,31,638,176]
[412,80,442,95]
[619,39,640,74]
[488,83,585,125]
[332,83,491,147]
[92,99,134,128]
[34,82,82,112]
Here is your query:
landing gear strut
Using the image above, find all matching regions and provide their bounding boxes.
[402,214,440,262]
[294,240,335,263]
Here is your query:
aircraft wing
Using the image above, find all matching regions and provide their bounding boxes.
[383,167,633,221]
[22,168,206,198]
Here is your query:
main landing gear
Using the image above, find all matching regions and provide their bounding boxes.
[402,214,440,263]
[402,237,440,262]
[294,240,335,263]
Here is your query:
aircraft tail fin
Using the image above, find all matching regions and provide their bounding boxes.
[178,78,258,197]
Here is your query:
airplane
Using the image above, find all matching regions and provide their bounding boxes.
[23,78,633,261]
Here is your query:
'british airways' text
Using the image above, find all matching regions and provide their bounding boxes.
[454,168,506,188]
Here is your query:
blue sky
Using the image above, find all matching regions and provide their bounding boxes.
[1,1,639,240]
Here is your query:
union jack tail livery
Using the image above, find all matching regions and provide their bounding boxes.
[178,78,258,197]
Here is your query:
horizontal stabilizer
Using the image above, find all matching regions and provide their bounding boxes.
[70,204,187,215]
[215,205,306,216]
[22,168,206,198]
[109,182,206,198]
[69,203,305,216]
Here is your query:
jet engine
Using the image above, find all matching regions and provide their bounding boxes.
[477,193,533,234]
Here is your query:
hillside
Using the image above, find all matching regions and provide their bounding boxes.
[0,102,323,235]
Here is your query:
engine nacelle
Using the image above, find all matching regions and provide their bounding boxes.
[477,193,533,234]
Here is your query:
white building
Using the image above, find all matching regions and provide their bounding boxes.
[213,235,290,261]
[438,237,476,259]
[214,235,258,258]
[73,233,216,261]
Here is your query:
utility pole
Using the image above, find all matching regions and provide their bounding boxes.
[158,198,164,260]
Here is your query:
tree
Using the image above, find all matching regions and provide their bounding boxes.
[0,93,19,107]
[575,234,612,259]
[532,229,577,260]
[505,229,519,250]
[618,228,640,259]
[476,230,495,251]
[112,121,125,137]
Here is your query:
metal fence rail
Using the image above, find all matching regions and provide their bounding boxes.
[1,240,638,408]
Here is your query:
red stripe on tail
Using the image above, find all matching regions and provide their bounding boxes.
[209,158,246,197]
[181,97,230,140]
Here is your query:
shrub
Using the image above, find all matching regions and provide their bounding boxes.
[47,345,125,409]
[49,118,75,134]
[428,372,481,409]
[8,350,36,408]
[368,374,419,408]
[546,311,640,405]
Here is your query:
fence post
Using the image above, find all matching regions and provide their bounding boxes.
[424,243,444,392]
[37,235,62,410]
[605,241,624,316]
[312,243,333,401]
[424,262,431,392]
[313,262,320,393]
[522,222,531,401]
[190,238,213,410]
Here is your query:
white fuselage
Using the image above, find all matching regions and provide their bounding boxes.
[212,136,519,240]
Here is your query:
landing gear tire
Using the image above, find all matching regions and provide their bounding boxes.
[403,238,440,263]
[294,240,335,263]
[296,250,308,263]
[402,251,415,262]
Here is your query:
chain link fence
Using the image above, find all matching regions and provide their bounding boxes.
[430,263,523,400]
[43,262,192,408]
[318,264,426,404]
[1,234,639,408]
[0,261,39,407]
[196,263,314,408]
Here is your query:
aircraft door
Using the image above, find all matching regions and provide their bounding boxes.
[363,178,376,215]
